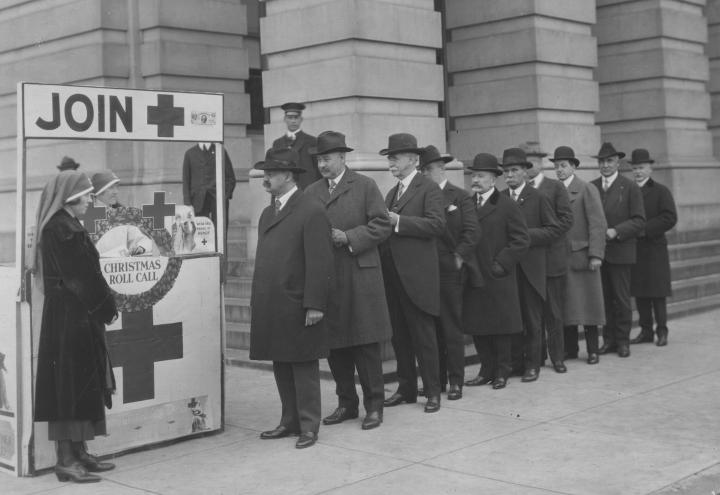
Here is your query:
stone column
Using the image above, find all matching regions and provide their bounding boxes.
[709,0,720,157]
[250,0,447,255]
[596,0,720,231]
[444,0,602,167]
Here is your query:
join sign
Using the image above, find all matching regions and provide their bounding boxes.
[21,83,223,142]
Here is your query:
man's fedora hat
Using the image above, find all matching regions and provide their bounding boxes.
[501,148,533,169]
[309,131,354,155]
[592,142,625,160]
[254,148,305,173]
[549,146,580,167]
[467,153,503,175]
[519,141,547,158]
[379,133,423,156]
[91,170,120,195]
[57,156,80,171]
[419,145,454,169]
[629,148,655,165]
[281,102,306,114]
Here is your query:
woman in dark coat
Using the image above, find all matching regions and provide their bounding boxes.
[33,171,118,483]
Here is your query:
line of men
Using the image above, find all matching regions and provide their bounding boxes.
[248,103,678,449]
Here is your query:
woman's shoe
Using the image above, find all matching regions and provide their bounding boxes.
[55,462,101,483]
[74,441,116,472]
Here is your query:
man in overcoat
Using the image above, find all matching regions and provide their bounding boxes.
[181,142,236,231]
[591,142,646,358]
[249,148,333,449]
[628,149,677,347]
[418,145,480,400]
[463,153,529,390]
[305,131,392,430]
[379,133,446,413]
[272,102,320,189]
[551,146,607,364]
[502,148,563,383]
[521,142,573,373]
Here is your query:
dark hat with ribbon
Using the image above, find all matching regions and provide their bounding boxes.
[592,142,625,160]
[501,148,533,169]
[629,148,655,165]
[549,146,580,167]
[91,170,120,195]
[467,153,503,175]
[419,145,454,169]
[519,141,548,158]
[254,147,305,173]
[309,131,354,155]
[379,133,423,156]
[57,156,80,171]
[280,102,306,115]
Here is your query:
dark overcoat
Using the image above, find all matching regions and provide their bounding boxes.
[462,189,529,336]
[273,131,320,189]
[380,172,446,316]
[504,185,562,298]
[591,174,645,264]
[631,178,677,297]
[536,176,573,277]
[35,209,117,423]
[305,169,392,348]
[563,175,607,326]
[438,181,482,286]
[249,190,333,362]
[182,144,237,212]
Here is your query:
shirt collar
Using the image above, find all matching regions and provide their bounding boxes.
[509,181,527,197]
[480,187,495,203]
[199,142,212,151]
[439,179,448,190]
[531,173,544,188]
[276,186,298,211]
[637,177,650,188]
[562,175,575,188]
[286,129,301,139]
[603,171,619,187]
[399,169,418,189]
[329,168,346,187]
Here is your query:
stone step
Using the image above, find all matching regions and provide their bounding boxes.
[670,254,720,280]
[669,273,720,303]
[665,292,720,321]
[226,322,251,350]
[225,296,250,323]
[227,259,254,278]
[225,276,253,299]
[668,239,720,262]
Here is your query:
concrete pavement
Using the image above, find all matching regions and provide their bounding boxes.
[4,308,720,494]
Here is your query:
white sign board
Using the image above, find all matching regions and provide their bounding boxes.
[21,83,223,142]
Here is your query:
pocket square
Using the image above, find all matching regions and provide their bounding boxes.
[447,204,458,212]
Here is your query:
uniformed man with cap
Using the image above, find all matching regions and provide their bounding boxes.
[272,102,320,189]
[249,147,333,449]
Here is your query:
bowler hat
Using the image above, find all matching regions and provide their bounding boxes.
[379,133,423,156]
[549,146,580,167]
[501,148,532,169]
[254,148,305,173]
[281,102,306,114]
[467,153,503,175]
[592,142,625,160]
[91,170,120,195]
[309,131,354,155]
[57,156,80,171]
[629,148,655,165]
[419,145,454,169]
[519,141,548,158]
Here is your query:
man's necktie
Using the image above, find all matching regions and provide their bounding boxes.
[396,182,405,200]
[511,189,519,201]
[603,178,610,191]
[529,179,536,188]
[476,194,482,209]
[274,199,282,214]
[328,179,336,195]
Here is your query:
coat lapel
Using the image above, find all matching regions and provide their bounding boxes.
[263,189,301,233]
[393,173,423,212]
[476,189,498,221]
[567,176,582,202]
[325,168,354,207]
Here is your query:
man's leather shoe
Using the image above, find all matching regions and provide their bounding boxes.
[260,425,298,439]
[617,344,630,358]
[656,329,668,347]
[383,393,416,407]
[587,353,599,365]
[295,432,317,449]
[361,411,383,430]
[492,377,507,389]
[630,330,654,344]
[599,342,617,355]
[322,407,359,425]
[553,361,567,373]
[424,396,441,413]
[465,374,493,386]
[521,368,539,382]
[447,384,462,400]
[418,385,446,396]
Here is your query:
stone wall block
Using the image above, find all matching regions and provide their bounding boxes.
[139,0,247,35]
[446,0,595,29]
[141,40,249,79]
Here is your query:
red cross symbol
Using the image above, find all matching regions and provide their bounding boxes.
[147,94,184,138]
[142,192,175,229]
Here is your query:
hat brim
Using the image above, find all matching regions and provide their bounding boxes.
[466,166,503,176]
[254,161,306,173]
[629,159,655,165]
[66,185,94,203]
[419,156,454,169]
[379,147,423,156]
[591,152,626,160]
[93,178,120,196]
[525,152,548,158]
[501,161,533,169]
[549,157,580,167]
[309,146,354,156]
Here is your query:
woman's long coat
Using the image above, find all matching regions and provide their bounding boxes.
[304,169,392,349]
[462,189,529,336]
[249,190,333,362]
[563,175,607,326]
[631,178,677,298]
[34,209,117,423]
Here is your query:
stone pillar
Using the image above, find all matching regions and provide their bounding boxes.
[596,0,720,231]
[444,0,602,167]
[709,0,720,157]
[250,0,447,256]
